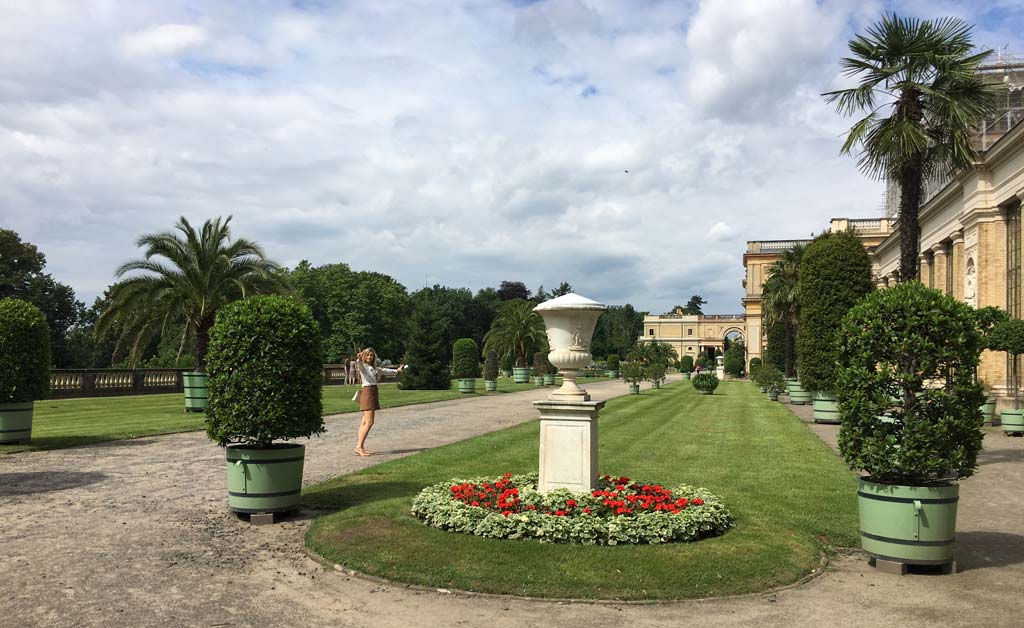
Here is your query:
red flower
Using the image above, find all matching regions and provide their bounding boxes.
[692,498,704,506]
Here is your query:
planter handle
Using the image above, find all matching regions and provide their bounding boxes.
[913,499,922,540]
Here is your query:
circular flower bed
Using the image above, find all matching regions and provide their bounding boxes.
[411,472,733,545]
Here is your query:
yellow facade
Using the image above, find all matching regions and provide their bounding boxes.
[637,311,745,363]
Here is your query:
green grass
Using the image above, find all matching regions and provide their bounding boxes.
[0,375,610,454]
[303,381,859,600]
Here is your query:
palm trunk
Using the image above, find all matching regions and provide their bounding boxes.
[195,314,215,371]
[897,160,924,282]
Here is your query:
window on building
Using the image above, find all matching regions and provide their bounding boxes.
[649,328,655,336]
[945,241,953,295]
[687,328,693,336]
[1007,201,1022,392]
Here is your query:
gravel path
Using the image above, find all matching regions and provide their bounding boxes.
[2,378,1023,628]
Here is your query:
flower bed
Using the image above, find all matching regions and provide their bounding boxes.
[411,472,733,545]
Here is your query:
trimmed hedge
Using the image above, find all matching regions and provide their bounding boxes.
[679,355,694,373]
[835,282,984,485]
[763,319,790,375]
[797,231,873,393]
[452,338,481,379]
[0,298,51,403]
[205,295,324,447]
[483,349,499,381]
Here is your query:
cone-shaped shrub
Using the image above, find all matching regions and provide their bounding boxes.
[483,349,499,381]
[401,301,452,390]
[798,231,873,393]
[452,338,480,379]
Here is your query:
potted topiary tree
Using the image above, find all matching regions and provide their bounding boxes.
[798,231,874,424]
[606,354,620,378]
[679,355,694,379]
[483,349,499,392]
[646,361,666,389]
[622,361,644,394]
[691,371,719,395]
[0,299,51,444]
[974,306,1009,425]
[532,351,546,387]
[835,282,984,572]
[205,295,324,517]
[987,318,1024,435]
[500,352,513,378]
[484,300,546,384]
[760,364,785,401]
[452,338,480,394]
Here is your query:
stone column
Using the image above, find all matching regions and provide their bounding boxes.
[931,243,948,295]
[952,232,965,301]
[919,253,933,288]
[976,217,1008,394]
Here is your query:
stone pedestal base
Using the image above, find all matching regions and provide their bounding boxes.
[534,399,605,493]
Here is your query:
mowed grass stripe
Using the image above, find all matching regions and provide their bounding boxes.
[303,380,859,600]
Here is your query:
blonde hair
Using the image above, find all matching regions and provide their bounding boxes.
[357,348,376,364]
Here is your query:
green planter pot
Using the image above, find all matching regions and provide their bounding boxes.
[534,376,544,387]
[512,367,531,384]
[0,401,33,444]
[812,391,840,424]
[606,370,619,378]
[226,443,305,514]
[502,370,512,378]
[484,380,497,392]
[458,378,476,393]
[1001,408,1024,435]
[767,390,779,401]
[786,379,811,405]
[858,478,958,567]
[979,398,996,424]
[543,374,556,386]
[758,386,767,393]
[652,380,661,389]
[629,383,640,395]
[183,371,209,413]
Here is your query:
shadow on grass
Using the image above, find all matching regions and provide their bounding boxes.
[303,480,423,511]
[955,531,1024,572]
[0,471,107,496]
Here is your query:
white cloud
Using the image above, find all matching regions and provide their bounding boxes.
[120,24,207,58]
[7,1,1014,316]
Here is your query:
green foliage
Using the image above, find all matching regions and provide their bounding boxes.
[290,260,409,362]
[835,282,984,484]
[412,473,733,545]
[532,351,554,376]
[408,285,499,357]
[499,352,513,372]
[797,231,874,393]
[679,355,694,373]
[762,245,804,377]
[99,217,286,369]
[645,362,667,382]
[0,298,52,402]
[695,355,711,370]
[681,295,706,315]
[400,300,453,390]
[483,350,499,381]
[754,364,785,393]
[986,318,1024,409]
[691,372,720,394]
[590,304,644,360]
[484,299,546,367]
[723,339,745,377]
[748,357,762,372]
[452,338,481,379]
[621,361,645,384]
[205,296,324,447]
[607,354,620,371]
[825,13,996,280]
[974,306,1011,350]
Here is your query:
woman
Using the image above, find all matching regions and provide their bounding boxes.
[353,347,404,457]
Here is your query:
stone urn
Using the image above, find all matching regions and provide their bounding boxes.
[533,294,607,402]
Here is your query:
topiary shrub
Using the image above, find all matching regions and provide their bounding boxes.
[645,361,666,382]
[835,282,984,485]
[695,355,711,370]
[452,338,480,379]
[606,354,620,372]
[797,231,873,394]
[756,364,785,393]
[205,295,324,448]
[691,372,719,394]
[987,318,1024,410]
[483,349,499,382]
[0,298,51,403]
[748,357,762,375]
[679,355,694,373]
[723,339,745,377]
[532,350,553,377]
[499,352,513,373]
[621,361,644,385]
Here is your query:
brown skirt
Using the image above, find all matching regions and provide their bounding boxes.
[358,385,380,411]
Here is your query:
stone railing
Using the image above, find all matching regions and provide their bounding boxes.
[746,240,812,254]
[49,365,383,399]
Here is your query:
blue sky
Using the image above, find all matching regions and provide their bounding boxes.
[2,0,1022,314]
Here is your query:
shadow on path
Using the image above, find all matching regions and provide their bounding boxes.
[0,471,107,496]
[955,531,1024,572]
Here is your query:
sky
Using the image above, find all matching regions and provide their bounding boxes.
[3,0,1024,314]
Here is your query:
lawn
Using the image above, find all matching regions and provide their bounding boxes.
[0,375,610,454]
[303,381,860,600]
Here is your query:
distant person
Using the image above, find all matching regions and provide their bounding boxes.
[353,347,404,457]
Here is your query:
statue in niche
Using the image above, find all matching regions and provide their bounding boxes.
[965,257,976,303]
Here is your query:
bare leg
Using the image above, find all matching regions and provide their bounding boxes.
[356,410,375,456]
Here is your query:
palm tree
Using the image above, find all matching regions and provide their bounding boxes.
[97,216,286,369]
[483,299,546,367]
[824,13,996,281]
[762,245,804,378]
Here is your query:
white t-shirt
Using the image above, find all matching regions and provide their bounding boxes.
[356,360,398,387]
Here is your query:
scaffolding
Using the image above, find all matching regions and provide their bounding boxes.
[884,51,1024,217]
